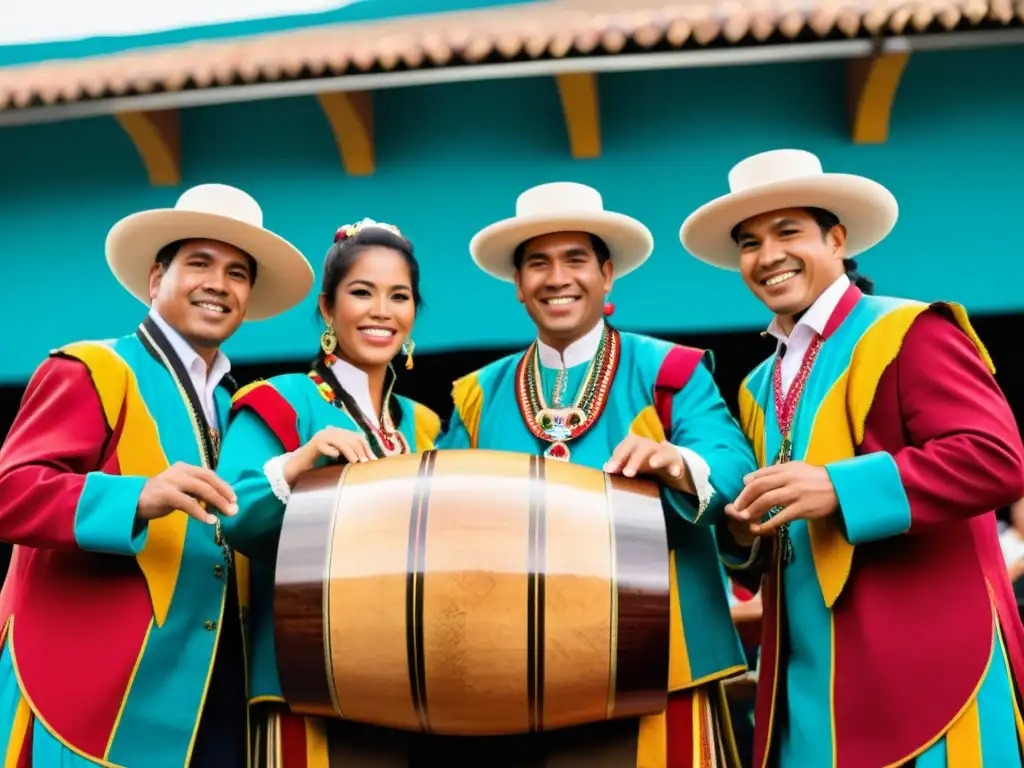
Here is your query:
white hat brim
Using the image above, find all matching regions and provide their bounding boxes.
[469,211,654,282]
[679,174,899,271]
[106,208,314,321]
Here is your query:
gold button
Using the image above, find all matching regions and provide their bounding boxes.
[213,565,223,579]
[204,620,217,631]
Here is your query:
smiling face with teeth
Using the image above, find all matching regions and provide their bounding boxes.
[148,238,255,363]
[320,245,416,373]
[513,231,613,351]
[733,207,848,332]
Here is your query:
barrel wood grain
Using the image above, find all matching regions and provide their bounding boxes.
[275,449,670,736]
[605,473,672,720]
[274,464,347,717]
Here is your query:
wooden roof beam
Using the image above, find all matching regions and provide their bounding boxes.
[556,73,601,159]
[114,109,180,186]
[317,91,375,176]
[847,52,910,144]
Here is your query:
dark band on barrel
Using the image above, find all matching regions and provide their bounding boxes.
[527,455,548,732]
[274,465,348,715]
[406,449,437,732]
[606,474,671,720]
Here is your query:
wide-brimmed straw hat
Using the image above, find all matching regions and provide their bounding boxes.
[470,182,654,282]
[106,183,314,320]
[680,149,899,270]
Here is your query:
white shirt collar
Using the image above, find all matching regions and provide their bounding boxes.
[328,356,379,423]
[537,319,606,370]
[147,309,232,427]
[765,273,850,345]
[147,309,232,385]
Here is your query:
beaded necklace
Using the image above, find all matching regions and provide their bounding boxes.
[514,325,620,461]
[768,333,824,563]
[309,357,409,458]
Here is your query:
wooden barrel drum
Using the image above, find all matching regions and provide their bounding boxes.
[274,448,670,737]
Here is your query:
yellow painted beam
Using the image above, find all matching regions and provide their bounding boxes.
[556,72,601,159]
[114,110,180,187]
[847,52,910,145]
[317,91,375,176]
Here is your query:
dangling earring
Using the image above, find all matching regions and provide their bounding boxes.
[402,338,415,370]
[603,295,616,317]
[320,321,337,355]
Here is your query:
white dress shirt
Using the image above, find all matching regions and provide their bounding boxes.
[148,310,232,429]
[328,356,379,423]
[536,318,607,370]
[732,274,852,567]
[764,274,850,396]
[537,320,714,516]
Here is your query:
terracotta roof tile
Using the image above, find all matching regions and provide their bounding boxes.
[0,0,1020,111]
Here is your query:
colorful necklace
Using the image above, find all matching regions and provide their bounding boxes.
[515,325,620,461]
[309,358,409,458]
[768,333,824,563]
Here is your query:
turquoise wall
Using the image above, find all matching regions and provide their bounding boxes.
[0,44,1021,384]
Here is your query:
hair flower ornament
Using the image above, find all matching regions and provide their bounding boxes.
[334,217,404,243]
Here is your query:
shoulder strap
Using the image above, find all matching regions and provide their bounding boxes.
[653,345,707,433]
[231,380,302,453]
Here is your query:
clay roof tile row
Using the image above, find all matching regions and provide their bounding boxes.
[0,0,1020,111]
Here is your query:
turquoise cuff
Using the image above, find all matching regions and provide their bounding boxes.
[827,452,911,545]
[74,473,150,555]
[661,486,701,524]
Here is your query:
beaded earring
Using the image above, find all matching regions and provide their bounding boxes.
[402,338,415,370]
[320,322,337,355]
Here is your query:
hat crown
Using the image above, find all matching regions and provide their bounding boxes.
[174,183,264,228]
[728,149,824,194]
[516,182,604,218]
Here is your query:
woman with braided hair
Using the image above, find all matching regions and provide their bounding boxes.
[218,218,441,766]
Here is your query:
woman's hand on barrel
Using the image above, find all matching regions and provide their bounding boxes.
[283,428,376,484]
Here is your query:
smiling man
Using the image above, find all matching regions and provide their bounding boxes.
[0,184,313,768]
[681,149,1024,767]
[440,182,757,767]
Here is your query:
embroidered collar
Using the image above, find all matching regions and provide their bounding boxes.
[309,358,408,458]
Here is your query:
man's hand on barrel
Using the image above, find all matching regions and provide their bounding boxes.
[603,435,695,493]
[283,427,375,485]
[136,462,239,525]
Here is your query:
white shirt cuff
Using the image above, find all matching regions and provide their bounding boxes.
[263,452,295,504]
[674,445,714,521]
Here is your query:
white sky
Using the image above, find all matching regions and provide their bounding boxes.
[0,0,362,46]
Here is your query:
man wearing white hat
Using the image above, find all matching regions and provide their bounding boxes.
[0,184,313,768]
[681,149,1024,767]
[441,182,758,766]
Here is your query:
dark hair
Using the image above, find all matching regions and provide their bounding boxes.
[320,225,423,314]
[728,207,874,295]
[512,233,612,271]
[155,239,258,285]
[316,224,423,431]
